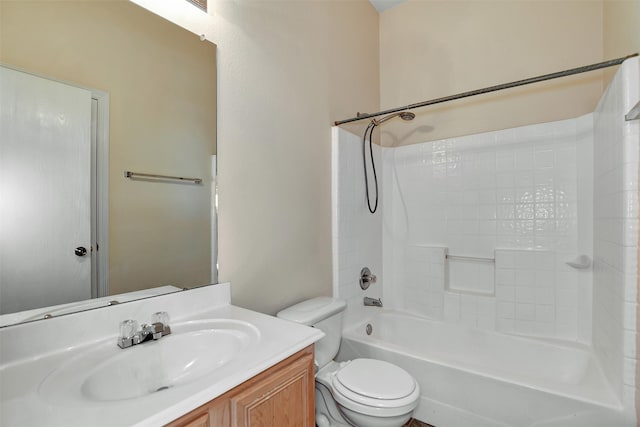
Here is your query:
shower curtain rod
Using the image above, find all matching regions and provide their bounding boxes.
[334,53,639,126]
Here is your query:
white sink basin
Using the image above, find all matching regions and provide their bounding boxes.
[39,319,260,403]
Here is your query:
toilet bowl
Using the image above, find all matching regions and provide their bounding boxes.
[317,359,419,427]
[277,297,419,427]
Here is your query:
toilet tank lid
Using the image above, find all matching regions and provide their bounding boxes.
[276,297,346,325]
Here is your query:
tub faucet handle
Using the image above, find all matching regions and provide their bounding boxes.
[360,267,377,290]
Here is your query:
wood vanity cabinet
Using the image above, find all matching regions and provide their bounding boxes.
[166,345,315,427]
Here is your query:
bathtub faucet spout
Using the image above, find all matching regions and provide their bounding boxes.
[364,297,383,307]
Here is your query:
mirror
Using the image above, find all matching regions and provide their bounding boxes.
[0,0,217,327]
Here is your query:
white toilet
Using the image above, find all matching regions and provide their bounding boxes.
[277,297,420,427]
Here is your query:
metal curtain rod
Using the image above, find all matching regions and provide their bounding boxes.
[334,53,639,126]
[124,171,202,184]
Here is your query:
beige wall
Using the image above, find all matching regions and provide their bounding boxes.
[1,1,216,295]
[379,0,604,146]
[210,0,379,314]
[603,0,640,86]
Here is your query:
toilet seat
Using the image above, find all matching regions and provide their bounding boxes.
[328,359,419,417]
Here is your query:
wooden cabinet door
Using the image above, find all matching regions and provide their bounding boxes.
[230,348,314,427]
[180,413,209,427]
[165,346,314,427]
[167,408,210,427]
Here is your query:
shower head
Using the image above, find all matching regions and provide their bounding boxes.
[362,110,415,215]
[372,111,415,126]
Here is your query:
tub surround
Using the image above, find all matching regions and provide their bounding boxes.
[0,283,324,427]
[592,56,639,406]
[333,116,594,341]
[332,57,639,426]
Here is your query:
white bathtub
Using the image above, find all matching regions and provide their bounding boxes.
[337,310,634,427]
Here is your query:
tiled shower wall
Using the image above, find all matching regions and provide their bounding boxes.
[332,56,639,413]
[382,115,594,342]
[592,57,639,406]
[331,127,382,311]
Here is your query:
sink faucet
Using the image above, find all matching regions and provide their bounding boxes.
[118,311,171,349]
[364,297,383,307]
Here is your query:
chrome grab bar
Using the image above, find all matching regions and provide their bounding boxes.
[445,254,495,264]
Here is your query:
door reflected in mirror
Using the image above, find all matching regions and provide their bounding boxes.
[0,0,217,327]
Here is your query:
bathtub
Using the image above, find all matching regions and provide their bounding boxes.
[336,310,633,427]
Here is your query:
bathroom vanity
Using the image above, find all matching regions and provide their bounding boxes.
[0,283,323,427]
[167,346,314,427]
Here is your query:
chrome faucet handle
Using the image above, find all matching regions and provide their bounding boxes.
[117,313,171,349]
[152,311,172,336]
[118,319,138,348]
[139,322,164,340]
[360,267,377,290]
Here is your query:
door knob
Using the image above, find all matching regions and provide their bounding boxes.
[75,246,87,257]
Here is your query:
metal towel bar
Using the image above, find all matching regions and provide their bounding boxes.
[124,171,202,184]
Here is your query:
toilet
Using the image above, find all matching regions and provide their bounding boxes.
[277,297,419,427]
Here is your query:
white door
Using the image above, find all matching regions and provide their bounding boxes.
[0,66,92,314]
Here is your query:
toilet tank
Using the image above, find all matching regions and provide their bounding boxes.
[276,297,347,369]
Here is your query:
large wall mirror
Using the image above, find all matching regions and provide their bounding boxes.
[0,0,217,327]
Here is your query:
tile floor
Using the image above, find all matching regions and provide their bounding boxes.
[403,419,435,427]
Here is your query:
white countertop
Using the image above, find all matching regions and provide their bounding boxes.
[0,284,324,427]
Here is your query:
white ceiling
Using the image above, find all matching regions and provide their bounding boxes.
[369,0,407,13]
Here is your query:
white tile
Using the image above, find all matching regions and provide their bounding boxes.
[497,301,515,319]
[477,315,496,330]
[535,287,555,305]
[556,307,578,326]
[515,252,537,269]
[624,276,638,302]
[623,302,637,331]
[516,303,535,320]
[535,252,556,270]
[516,286,535,303]
[460,294,477,313]
[535,304,555,322]
[444,292,460,308]
[460,312,477,327]
[516,173,534,188]
[535,270,555,286]
[623,357,636,386]
[496,285,515,301]
[477,296,496,316]
[496,151,515,172]
[556,287,577,308]
[514,148,535,170]
[497,318,515,333]
[534,322,555,337]
[623,385,636,409]
[515,319,536,335]
[555,321,577,339]
[623,330,637,358]
[515,270,535,287]
[495,269,516,285]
